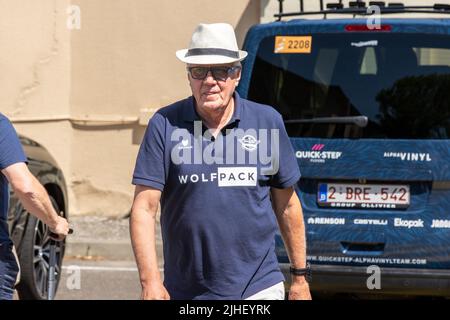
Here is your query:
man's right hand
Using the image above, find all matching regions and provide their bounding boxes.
[141,282,170,300]
[48,215,70,241]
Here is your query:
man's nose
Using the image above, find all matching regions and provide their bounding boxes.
[203,71,217,84]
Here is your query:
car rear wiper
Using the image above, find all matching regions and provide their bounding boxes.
[284,116,368,128]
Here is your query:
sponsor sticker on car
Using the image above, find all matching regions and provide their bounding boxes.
[274,36,312,54]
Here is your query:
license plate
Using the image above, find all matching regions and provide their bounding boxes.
[317,183,410,209]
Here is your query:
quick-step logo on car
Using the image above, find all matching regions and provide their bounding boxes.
[295,144,342,163]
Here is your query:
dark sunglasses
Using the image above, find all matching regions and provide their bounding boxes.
[187,66,241,81]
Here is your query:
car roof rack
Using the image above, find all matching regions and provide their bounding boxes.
[275,0,450,20]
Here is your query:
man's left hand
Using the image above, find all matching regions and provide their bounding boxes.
[288,278,312,300]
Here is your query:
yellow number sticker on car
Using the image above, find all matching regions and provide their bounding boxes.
[274,36,312,54]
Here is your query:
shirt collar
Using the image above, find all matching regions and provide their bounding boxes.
[183,92,242,123]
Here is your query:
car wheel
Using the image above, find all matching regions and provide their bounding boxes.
[16,196,66,300]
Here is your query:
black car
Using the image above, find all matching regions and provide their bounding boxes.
[7,135,68,300]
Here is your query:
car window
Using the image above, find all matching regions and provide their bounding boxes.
[248,33,450,139]
[360,47,377,75]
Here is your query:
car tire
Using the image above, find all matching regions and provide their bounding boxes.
[16,196,66,300]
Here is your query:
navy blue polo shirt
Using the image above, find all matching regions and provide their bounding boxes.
[133,93,300,300]
[0,114,27,243]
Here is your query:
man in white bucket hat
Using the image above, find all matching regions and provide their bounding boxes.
[131,23,311,300]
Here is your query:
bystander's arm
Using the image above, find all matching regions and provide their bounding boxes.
[2,162,68,239]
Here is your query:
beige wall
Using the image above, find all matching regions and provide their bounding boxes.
[0,0,73,200]
[2,0,260,216]
[69,0,260,216]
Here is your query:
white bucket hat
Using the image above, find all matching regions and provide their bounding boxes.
[176,23,248,65]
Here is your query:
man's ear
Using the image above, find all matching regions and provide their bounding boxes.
[235,70,241,86]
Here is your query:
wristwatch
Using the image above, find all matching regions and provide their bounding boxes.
[289,262,312,283]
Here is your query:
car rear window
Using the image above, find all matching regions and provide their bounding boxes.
[247,33,450,139]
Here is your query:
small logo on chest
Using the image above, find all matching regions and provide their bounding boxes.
[238,135,260,152]
[178,139,193,150]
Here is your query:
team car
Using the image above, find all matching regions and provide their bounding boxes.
[239,0,450,297]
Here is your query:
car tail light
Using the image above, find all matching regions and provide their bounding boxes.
[345,24,392,32]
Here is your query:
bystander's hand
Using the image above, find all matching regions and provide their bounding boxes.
[48,214,70,241]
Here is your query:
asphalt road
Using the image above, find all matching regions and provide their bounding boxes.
[54,215,164,300]
[55,258,153,300]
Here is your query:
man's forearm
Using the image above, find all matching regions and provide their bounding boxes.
[276,200,307,268]
[130,206,161,286]
[14,174,60,229]
[278,199,312,299]
[273,188,311,299]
